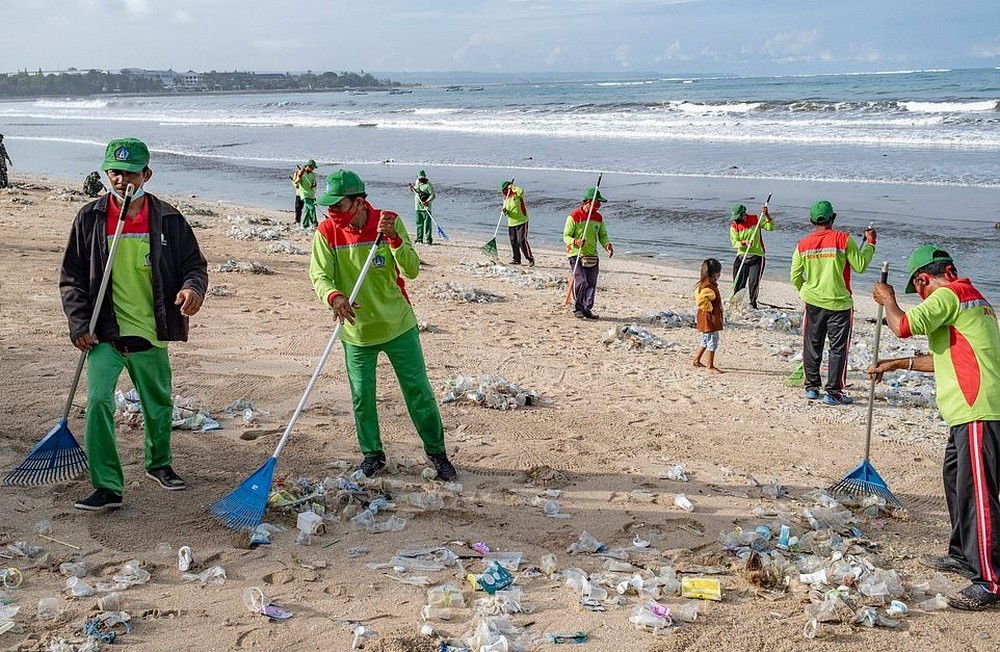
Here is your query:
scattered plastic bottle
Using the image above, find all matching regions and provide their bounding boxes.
[673,494,694,512]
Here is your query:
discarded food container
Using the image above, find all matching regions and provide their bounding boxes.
[297,511,325,536]
[679,577,722,601]
[420,605,453,621]
[178,546,193,572]
[36,597,60,621]
[539,554,557,575]
[662,602,698,623]
[427,584,465,609]
[916,594,948,611]
[97,592,122,612]
[65,576,94,598]
[673,494,694,512]
[886,600,908,617]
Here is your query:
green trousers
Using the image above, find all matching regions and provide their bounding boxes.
[301,198,317,229]
[415,209,432,243]
[342,327,445,457]
[85,342,173,494]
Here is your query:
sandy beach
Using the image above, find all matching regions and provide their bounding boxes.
[0,177,994,652]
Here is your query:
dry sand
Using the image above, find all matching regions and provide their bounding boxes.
[0,179,995,651]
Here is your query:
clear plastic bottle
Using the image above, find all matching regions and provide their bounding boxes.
[673,494,694,512]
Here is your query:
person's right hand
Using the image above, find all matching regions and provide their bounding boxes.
[867,359,898,382]
[740,240,750,247]
[72,333,98,352]
[573,238,585,248]
[872,282,895,306]
[330,294,357,325]
[864,227,877,244]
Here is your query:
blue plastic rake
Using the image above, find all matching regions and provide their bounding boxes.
[211,234,386,532]
[828,262,904,509]
[4,185,136,487]
[426,208,449,242]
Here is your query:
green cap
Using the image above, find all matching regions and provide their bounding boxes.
[583,187,606,203]
[102,138,150,173]
[732,204,747,219]
[501,180,512,192]
[317,169,366,206]
[905,245,954,294]
[305,159,316,169]
[809,200,835,224]
[417,169,427,178]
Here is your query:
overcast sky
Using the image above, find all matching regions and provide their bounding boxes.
[2,0,998,77]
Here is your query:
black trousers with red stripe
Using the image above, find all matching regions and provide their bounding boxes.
[802,304,852,395]
[944,420,1000,592]
[508,224,533,264]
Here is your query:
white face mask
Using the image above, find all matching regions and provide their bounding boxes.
[110,185,144,204]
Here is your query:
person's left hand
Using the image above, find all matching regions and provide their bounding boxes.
[761,205,770,219]
[377,211,399,240]
[872,282,894,306]
[175,289,203,316]
[740,240,750,247]
[606,243,614,258]
[867,358,898,382]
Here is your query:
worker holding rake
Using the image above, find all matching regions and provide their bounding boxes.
[730,202,773,310]
[310,170,457,482]
[563,187,613,319]
[869,246,1000,610]
[60,138,208,511]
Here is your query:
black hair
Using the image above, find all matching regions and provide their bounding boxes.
[916,259,958,278]
[699,258,722,285]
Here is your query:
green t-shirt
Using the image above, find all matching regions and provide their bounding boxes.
[901,279,1000,426]
[108,200,165,347]
[413,180,435,212]
[503,186,528,227]
[296,170,317,200]
[730,214,774,256]
[790,229,875,311]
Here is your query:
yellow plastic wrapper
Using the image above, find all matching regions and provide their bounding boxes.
[267,490,298,507]
[680,577,722,601]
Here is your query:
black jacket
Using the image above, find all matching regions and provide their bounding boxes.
[59,193,208,343]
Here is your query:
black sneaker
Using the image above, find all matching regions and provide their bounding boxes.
[948,583,1000,610]
[428,453,458,482]
[583,311,600,320]
[528,259,535,268]
[508,260,521,266]
[356,453,387,478]
[74,488,123,511]
[145,465,187,491]
[573,310,586,319]
[919,554,976,579]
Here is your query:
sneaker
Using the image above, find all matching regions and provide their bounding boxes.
[573,310,586,319]
[427,453,458,482]
[74,488,123,511]
[947,583,1000,610]
[356,453,387,478]
[919,554,976,579]
[146,465,187,491]
[583,311,600,320]
[528,259,536,267]
[805,388,821,400]
[508,260,521,266]
[823,392,854,406]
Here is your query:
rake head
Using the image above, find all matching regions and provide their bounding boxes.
[785,363,804,387]
[210,457,276,533]
[4,420,88,486]
[435,224,450,242]
[481,238,499,261]
[829,460,904,509]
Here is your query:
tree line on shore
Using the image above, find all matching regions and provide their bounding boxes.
[0,69,401,98]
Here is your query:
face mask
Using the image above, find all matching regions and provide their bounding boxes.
[328,200,358,226]
[110,185,144,204]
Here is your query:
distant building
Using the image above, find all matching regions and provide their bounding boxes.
[121,68,178,88]
[178,70,203,90]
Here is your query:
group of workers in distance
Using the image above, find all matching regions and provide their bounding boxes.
[35,138,1000,611]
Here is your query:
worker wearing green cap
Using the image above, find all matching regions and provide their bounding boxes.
[292,159,318,228]
[563,187,613,319]
[310,169,457,482]
[730,202,773,310]
[869,246,1000,610]
[502,180,534,266]
[60,137,208,511]
[408,169,436,244]
[790,200,876,405]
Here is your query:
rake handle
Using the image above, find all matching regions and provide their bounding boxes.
[60,185,136,421]
[270,232,385,460]
[863,261,890,461]
[493,177,515,240]
[564,173,604,306]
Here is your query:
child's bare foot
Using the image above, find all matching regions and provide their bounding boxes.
[692,360,706,368]
[707,366,724,374]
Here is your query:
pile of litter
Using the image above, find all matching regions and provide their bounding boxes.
[48,188,87,202]
[206,283,234,297]
[174,200,217,216]
[603,324,678,351]
[721,487,955,639]
[441,374,541,410]
[459,260,567,290]
[264,240,307,255]
[225,214,289,241]
[740,307,803,333]
[114,389,222,431]
[636,311,696,328]
[216,259,273,275]
[432,282,504,304]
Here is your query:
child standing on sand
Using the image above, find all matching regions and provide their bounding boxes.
[693,258,724,373]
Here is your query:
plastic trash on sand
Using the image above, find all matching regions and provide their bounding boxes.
[567,532,606,554]
[680,577,722,601]
[603,324,678,351]
[637,310,696,329]
[182,565,226,586]
[441,374,541,410]
[432,282,504,303]
[115,390,223,431]
[243,587,293,621]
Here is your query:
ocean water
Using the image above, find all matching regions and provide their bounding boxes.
[3,67,999,296]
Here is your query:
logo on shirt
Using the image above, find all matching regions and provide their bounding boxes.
[374,255,386,268]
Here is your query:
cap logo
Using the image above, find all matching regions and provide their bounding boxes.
[114,146,130,161]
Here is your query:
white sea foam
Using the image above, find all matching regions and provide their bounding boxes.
[32,98,109,109]
[901,100,998,113]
